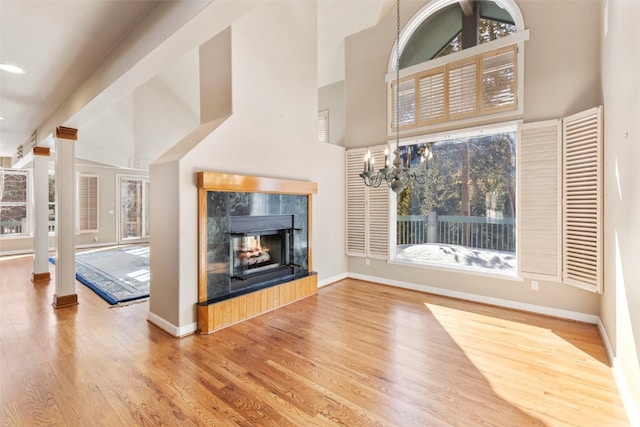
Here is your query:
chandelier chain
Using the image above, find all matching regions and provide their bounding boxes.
[396,0,400,141]
[359,0,430,194]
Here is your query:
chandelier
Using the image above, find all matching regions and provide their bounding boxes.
[360,0,430,194]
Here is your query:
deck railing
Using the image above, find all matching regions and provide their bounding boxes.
[397,214,516,253]
[0,221,56,235]
[0,221,23,235]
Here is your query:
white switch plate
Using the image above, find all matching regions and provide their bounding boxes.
[531,280,539,291]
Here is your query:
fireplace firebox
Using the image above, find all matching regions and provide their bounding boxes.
[230,215,296,292]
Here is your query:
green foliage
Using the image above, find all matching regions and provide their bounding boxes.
[399,131,516,219]
[397,185,412,216]
[434,17,516,59]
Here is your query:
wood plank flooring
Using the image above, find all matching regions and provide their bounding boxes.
[0,254,629,426]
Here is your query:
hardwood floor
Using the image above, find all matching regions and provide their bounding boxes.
[0,255,629,426]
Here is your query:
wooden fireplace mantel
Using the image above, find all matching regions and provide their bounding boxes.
[196,171,318,334]
[197,171,317,195]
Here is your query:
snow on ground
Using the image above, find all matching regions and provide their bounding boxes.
[396,243,516,273]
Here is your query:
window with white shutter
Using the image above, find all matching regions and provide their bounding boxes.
[77,174,98,232]
[562,106,603,293]
[517,120,562,281]
[346,149,366,256]
[346,146,390,259]
[516,107,603,292]
[318,110,329,143]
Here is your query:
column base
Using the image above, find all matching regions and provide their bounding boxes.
[32,272,51,284]
[52,293,78,309]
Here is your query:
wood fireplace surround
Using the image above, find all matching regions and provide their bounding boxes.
[196,171,318,334]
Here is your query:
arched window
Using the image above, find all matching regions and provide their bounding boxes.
[382,1,527,274]
[401,1,517,67]
[387,0,528,132]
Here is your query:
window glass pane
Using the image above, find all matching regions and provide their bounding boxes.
[396,130,516,273]
[121,178,143,240]
[1,173,27,203]
[0,205,27,235]
[48,175,55,203]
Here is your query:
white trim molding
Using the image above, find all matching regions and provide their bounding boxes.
[598,319,639,426]
[318,273,349,288]
[347,272,599,324]
[147,312,197,338]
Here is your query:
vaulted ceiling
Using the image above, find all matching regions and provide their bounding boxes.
[0,0,392,160]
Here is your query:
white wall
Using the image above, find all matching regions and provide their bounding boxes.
[343,0,603,317]
[76,96,135,168]
[76,50,200,170]
[132,69,199,166]
[318,80,346,146]
[150,1,347,332]
[601,0,640,421]
[0,160,148,255]
[345,0,603,148]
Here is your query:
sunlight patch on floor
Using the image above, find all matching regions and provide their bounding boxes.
[126,269,150,282]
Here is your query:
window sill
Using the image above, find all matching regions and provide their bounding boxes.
[388,257,524,282]
[0,234,32,241]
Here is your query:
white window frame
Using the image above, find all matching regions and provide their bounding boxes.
[387,121,520,278]
[0,168,32,238]
[116,174,150,244]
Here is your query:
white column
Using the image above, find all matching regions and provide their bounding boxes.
[53,126,78,308]
[32,146,51,284]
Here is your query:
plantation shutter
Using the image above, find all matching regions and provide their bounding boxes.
[418,69,446,124]
[391,78,416,129]
[346,148,366,256]
[78,174,98,232]
[562,106,603,293]
[345,146,389,259]
[367,146,389,259]
[481,45,517,113]
[517,120,562,280]
[448,59,477,119]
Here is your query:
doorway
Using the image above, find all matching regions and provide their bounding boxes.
[117,175,149,244]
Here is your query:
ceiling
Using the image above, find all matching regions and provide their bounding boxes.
[0,0,391,160]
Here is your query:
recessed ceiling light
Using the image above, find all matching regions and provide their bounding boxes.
[0,64,26,74]
[0,117,4,120]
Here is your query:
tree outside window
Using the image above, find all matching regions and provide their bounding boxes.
[395,129,516,273]
[48,174,55,232]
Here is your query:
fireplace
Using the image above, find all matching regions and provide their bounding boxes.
[197,172,318,334]
[230,215,296,292]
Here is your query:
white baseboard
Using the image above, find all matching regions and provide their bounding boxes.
[347,272,600,324]
[0,241,119,257]
[318,273,349,288]
[0,248,34,257]
[598,319,639,426]
[147,311,197,338]
[76,242,117,250]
